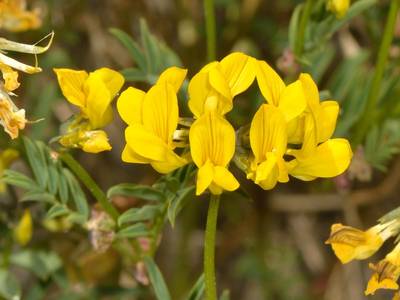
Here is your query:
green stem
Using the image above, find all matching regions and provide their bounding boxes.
[204,0,217,61]
[294,0,314,57]
[204,194,220,300]
[59,152,119,222]
[352,0,400,146]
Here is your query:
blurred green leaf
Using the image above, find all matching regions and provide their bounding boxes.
[220,290,230,300]
[46,204,70,219]
[2,170,39,191]
[116,223,150,239]
[0,269,21,300]
[107,183,166,202]
[118,205,162,227]
[23,137,48,189]
[143,256,171,300]
[185,274,205,300]
[168,185,195,227]
[21,191,56,203]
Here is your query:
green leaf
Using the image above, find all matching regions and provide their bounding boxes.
[168,185,195,227]
[107,183,166,202]
[2,170,39,191]
[109,28,147,72]
[63,169,89,220]
[116,223,150,239]
[23,137,48,189]
[0,269,21,300]
[58,167,69,204]
[21,191,56,204]
[10,250,62,280]
[118,205,161,227]
[288,4,303,52]
[47,160,59,195]
[143,256,171,300]
[121,68,148,82]
[185,274,205,300]
[46,204,70,219]
[140,19,161,73]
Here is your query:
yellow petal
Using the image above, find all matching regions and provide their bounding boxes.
[151,150,187,174]
[255,60,285,106]
[117,87,145,125]
[189,112,236,168]
[125,124,170,162]
[209,66,232,100]
[289,138,353,179]
[80,130,112,153]
[196,160,214,195]
[14,209,32,246]
[279,80,306,122]
[0,63,19,92]
[157,67,187,93]
[188,71,211,117]
[54,68,88,107]
[92,67,125,98]
[121,145,151,164]
[213,166,239,192]
[318,100,339,142]
[249,104,287,162]
[142,82,179,144]
[83,73,112,128]
[219,52,256,97]
[299,73,320,110]
[365,273,399,295]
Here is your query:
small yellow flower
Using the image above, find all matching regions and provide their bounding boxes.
[189,111,239,195]
[188,52,256,117]
[247,104,289,190]
[326,222,397,264]
[117,67,188,173]
[255,60,306,122]
[327,0,350,19]
[286,73,352,180]
[0,148,19,192]
[0,0,41,32]
[365,243,400,295]
[14,209,33,246]
[54,67,124,153]
[0,90,27,139]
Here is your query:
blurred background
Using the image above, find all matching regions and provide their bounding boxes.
[2,0,400,299]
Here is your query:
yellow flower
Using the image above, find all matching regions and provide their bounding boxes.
[286,73,352,180]
[117,67,188,173]
[188,52,256,117]
[365,243,400,295]
[189,111,239,195]
[0,90,27,139]
[326,222,397,264]
[14,209,33,246]
[255,60,306,122]
[327,0,350,19]
[393,291,400,300]
[0,0,41,32]
[247,104,289,190]
[54,67,124,153]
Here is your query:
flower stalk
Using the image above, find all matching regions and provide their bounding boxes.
[353,0,400,146]
[59,152,119,222]
[204,0,217,61]
[204,194,220,300]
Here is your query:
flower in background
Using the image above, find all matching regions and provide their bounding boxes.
[189,111,239,195]
[14,209,33,246]
[327,0,350,19]
[54,67,124,153]
[0,148,19,192]
[0,33,53,138]
[117,67,188,173]
[188,52,255,117]
[365,243,400,295]
[0,0,41,32]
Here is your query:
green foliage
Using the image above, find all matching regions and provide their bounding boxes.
[185,274,205,300]
[2,137,89,224]
[110,19,182,85]
[143,256,172,300]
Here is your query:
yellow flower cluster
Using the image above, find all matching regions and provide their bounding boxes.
[326,221,400,297]
[114,52,352,195]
